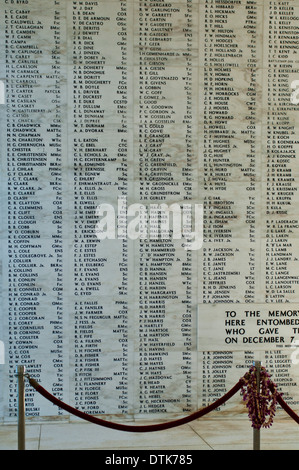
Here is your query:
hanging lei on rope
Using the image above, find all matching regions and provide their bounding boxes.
[240,365,279,429]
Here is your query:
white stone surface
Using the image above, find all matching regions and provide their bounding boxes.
[1,0,299,430]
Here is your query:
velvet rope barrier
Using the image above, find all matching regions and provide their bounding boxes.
[268,382,299,425]
[27,375,244,433]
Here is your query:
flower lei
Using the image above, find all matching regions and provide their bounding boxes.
[240,366,278,429]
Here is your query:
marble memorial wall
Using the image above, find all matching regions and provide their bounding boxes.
[1,0,299,422]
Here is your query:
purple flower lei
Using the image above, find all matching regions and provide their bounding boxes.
[240,366,278,430]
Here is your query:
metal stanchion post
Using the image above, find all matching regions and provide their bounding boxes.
[16,365,26,450]
[253,360,261,451]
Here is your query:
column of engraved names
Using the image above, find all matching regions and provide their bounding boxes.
[264,350,299,408]
[70,0,130,414]
[198,0,263,408]
[136,0,198,416]
[261,1,299,410]
[200,0,262,305]
[200,351,234,407]
[263,0,299,303]
[2,0,67,419]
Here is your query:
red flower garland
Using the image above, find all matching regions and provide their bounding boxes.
[241,366,278,429]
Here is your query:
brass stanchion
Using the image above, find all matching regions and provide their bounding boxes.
[253,360,261,451]
[16,365,26,450]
